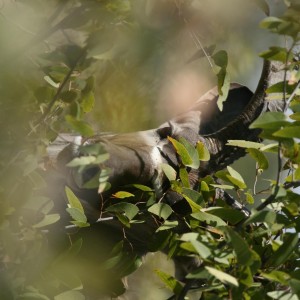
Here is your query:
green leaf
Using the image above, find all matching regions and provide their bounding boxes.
[267,233,298,267]
[227,166,245,183]
[113,191,135,199]
[259,47,291,62]
[247,148,269,170]
[130,184,154,192]
[32,214,60,228]
[267,291,297,300]
[206,207,245,225]
[212,50,228,68]
[212,50,230,110]
[191,211,227,227]
[179,137,200,169]
[205,266,239,287]
[216,70,230,111]
[182,194,202,212]
[226,166,246,189]
[156,220,178,231]
[65,186,85,213]
[266,81,297,94]
[260,16,283,29]
[182,188,204,206]
[180,233,211,259]
[81,91,95,113]
[65,115,94,137]
[67,156,97,167]
[273,126,300,138]
[106,202,139,221]
[221,227,253,266]
[226,140,264,149]
[168,137,193,167]
[250,111,289,129]
[196,141,210,161]
[290,112,300,121]
[179,167,190,188]
[155,270,183,295]
[245,192,255,204]
[160,163,177,181]
[66,207,87,224]
[79,143,105,155]
[210,184,234,190]
[186,267,210,279]
[261,270,290,285]
[148,203,173,220]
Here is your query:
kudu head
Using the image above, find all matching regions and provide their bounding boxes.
[47,59,283,223]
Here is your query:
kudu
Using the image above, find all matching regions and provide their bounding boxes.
[45,59,283,297]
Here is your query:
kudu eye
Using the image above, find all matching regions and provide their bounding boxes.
[156,125,173,139]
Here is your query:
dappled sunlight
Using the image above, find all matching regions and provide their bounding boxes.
[158,68,213,120]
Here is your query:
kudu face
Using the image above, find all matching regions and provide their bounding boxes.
[45,60,284,296]
[51,82,255,223]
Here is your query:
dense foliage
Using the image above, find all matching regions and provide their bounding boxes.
[1,0,300,299]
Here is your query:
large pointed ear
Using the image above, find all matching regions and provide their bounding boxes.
[195,83,253,134]
[157,83,253,139]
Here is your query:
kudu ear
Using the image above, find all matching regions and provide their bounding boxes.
[157,83,253,142]
[197,83,253,134]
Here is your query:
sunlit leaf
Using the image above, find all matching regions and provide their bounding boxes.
[191,211,227,227]
[260,47,291,62]
[226,140,264,149]
[66,207,87,224]
[182,188,204,206]
[212,50,230,110]
[273,126,300,138]
[106,202,139,220]
[266,81,297,94]
[227,166,245,183]
[148,203,173,220]
[245,192,255,204]
[156,220,178,232]
[129,184,154,192]
[250,111,289,129]
[65,186,85,213]
[196,141,210,161]
[155,270,183,295]
[221,227,254,266]
[81,91,95,113]
[179,137,200,169]
[206,207,245,225]
[161,163,177,181]
[179,167,190,188]
[32,214,60,228]
[247,148,269,170]
[205,266,239,287]
[261,270,290,285]
[168,137,193,167]
[113,191,135,199]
